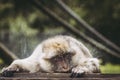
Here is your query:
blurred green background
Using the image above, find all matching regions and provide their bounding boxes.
[0,0,120,73]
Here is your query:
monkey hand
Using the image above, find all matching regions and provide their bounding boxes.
[70,66,90,78]
[1,66,19,77]
[70,58,100,78]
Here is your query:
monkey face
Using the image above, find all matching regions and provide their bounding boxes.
[48,53,74,73]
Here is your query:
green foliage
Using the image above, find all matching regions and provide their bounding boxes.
[9,15,38,36]
[0,58,3,64]
[101,63,120,73]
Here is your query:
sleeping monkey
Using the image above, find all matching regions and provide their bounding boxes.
[1,35,100,77]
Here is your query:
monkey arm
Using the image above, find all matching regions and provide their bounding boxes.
[1,58,40,74]
[71,58,100,77]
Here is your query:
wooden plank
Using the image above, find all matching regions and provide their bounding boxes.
[0,72,120,80]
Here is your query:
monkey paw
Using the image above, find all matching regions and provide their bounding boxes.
[1,70,14,77]
[70,66,89,78]
[1,67,19,77]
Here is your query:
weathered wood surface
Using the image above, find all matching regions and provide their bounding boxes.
[0,72,120,80]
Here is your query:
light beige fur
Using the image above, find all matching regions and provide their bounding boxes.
[1,35,100,74]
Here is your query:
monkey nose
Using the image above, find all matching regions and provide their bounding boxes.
[62,63,69,71]
[63,64,68,69]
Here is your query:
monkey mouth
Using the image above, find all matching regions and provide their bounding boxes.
[55,68,70,73]
[55,69,70,73]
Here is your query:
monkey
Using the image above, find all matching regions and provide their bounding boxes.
[1,35,100,77]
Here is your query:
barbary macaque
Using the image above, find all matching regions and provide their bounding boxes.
[1,35,100,77]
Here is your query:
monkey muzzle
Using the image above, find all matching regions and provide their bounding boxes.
[55,57,70,72]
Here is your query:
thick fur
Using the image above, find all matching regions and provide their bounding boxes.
[1,35,100,75]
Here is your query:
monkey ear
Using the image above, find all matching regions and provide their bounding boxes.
[43,57,50,61]
[71,52,76,56]
[68,49,76,56]
[69,51,76,56]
